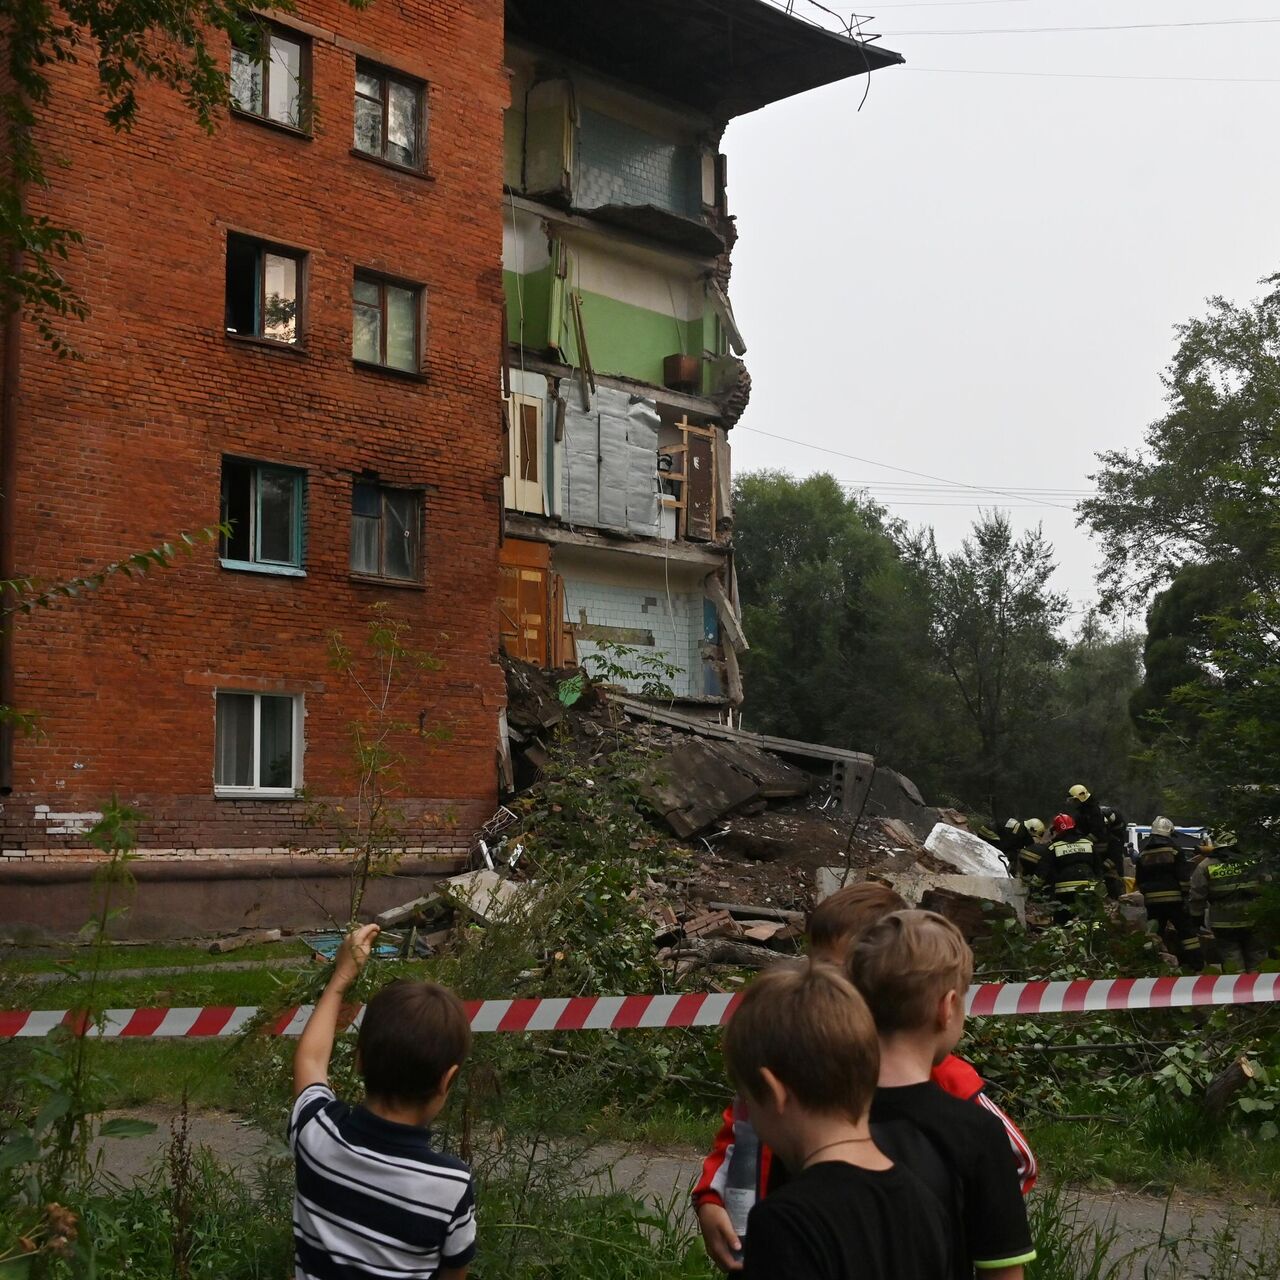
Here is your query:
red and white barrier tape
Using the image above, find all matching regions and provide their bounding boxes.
[2,974,1278,1038]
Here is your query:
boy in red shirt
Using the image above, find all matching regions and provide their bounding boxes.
[693,883,1036,1272]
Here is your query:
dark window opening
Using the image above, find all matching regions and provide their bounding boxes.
[350,480,421,582]
[226,234,302,344]
[220,458,305,569]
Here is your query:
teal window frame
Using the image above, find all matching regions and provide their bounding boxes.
[220,458,307,577]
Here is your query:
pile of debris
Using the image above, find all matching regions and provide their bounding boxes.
[496,656,1024,970]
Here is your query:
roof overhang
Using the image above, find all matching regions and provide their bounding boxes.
[505,0,904,119]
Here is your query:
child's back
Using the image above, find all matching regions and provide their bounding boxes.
[870,1080,1030,1278]
[289,927,476,1280]
[743,1159,948,1279]
[291,1082,476,1279]
[851,911,1035,1280]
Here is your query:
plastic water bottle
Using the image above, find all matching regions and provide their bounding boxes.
[722,1097,760,1262]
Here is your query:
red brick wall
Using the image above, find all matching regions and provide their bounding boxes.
[0,0,506,856]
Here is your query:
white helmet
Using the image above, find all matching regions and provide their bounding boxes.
[1151,816,1175,837]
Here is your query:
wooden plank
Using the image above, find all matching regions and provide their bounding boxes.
[706,573,748,653]
[709,902,806,923]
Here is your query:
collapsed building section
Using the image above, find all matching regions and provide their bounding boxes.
[497,1,902,711]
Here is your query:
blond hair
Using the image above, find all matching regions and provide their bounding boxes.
[847,910,973,1035]
[807,882,908,958]
[722,961,879,1120]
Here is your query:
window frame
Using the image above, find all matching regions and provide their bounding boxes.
[349,479,424,585]
[351,270,424,375]
[352,60,428,172]
[229,23,313,135]
[225,233,307,348]
[219,457,307,577]
[213,690,303,798]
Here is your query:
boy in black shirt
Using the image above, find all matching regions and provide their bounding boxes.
[721,961,950,1280]
[850,911,1036,1280]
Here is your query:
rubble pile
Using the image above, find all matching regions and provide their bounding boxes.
[370,659,1022,974]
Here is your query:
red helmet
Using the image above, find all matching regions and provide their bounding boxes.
[1050,813,1076,839]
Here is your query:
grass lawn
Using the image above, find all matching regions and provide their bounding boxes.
[1,938,312,974]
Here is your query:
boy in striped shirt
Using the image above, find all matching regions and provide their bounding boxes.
[290,924,476,1280]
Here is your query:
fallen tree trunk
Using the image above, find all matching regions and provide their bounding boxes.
[1205,1056,1257,1116]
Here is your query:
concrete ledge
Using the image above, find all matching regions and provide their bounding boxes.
[0,855,468,941]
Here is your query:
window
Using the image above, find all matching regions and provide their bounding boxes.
[231,27,308,130]
[214,691,300,795]
[350,481,421,581]
[220,459,305,573]
[226,234,303,344]
[352,273,421,372]
[354,62,425,169]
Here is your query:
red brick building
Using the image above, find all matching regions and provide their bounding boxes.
[0,0,507,928]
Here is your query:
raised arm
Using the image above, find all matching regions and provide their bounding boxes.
[293,923,380,1097]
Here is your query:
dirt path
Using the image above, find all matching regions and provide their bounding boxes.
[95,1109,1276,1275]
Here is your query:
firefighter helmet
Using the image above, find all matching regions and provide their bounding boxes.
[1024,818,1046,838]
[1050,813,1076,839]
[1069,784,1091,803]
[1151,816,1175,837]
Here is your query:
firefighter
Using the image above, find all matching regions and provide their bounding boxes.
[1066,784,1107,846]
[1014,818,1048,883]
[1136,816,1201,971]
[1044,812,1104,921]
[1098,805,1128,900]
[1189,831,1268,972]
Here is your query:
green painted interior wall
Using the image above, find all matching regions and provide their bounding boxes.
[504,265,553,353]
[566,290,697,385]
[505,263,712,388]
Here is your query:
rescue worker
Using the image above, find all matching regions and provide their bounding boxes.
[1067,784,1107,846]
[1044,812,1104,921]
[1014,818,1048,883]
[1098,805,1128,900]
[1136,816,1201,971]
[1189,831,1268,972]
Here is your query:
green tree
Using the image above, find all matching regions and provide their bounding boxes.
[1,0,364,353]
[1079,275,1280,609]
[1128,561,1245,739]
[1049,614,1154,818]
[732,471,962,796]
[912,512,1066,815]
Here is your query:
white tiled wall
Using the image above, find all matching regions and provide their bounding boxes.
[564,575,704,697]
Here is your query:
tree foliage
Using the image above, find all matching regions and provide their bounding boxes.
[733,473,1149,819]
[912,513,1066,814]
[1079,276,1280,608]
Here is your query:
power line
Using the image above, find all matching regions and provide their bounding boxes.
[735,425,1086,509]
[884,16,1280,37]
[906,66,1280,85]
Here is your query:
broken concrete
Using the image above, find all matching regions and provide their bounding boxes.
[924,822,1009,877]
[441,870,532,923]
[882,871,1028,926]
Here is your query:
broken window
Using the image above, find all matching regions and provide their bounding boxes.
[352,272,422,372]
[214,691,300,794]
[231,27,308,130]
[354,62,425,169]
[220,459,305,572]
[225,234,302,344]
[350,480,421,582]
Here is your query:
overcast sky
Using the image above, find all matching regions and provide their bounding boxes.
[724,0,1280,629]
